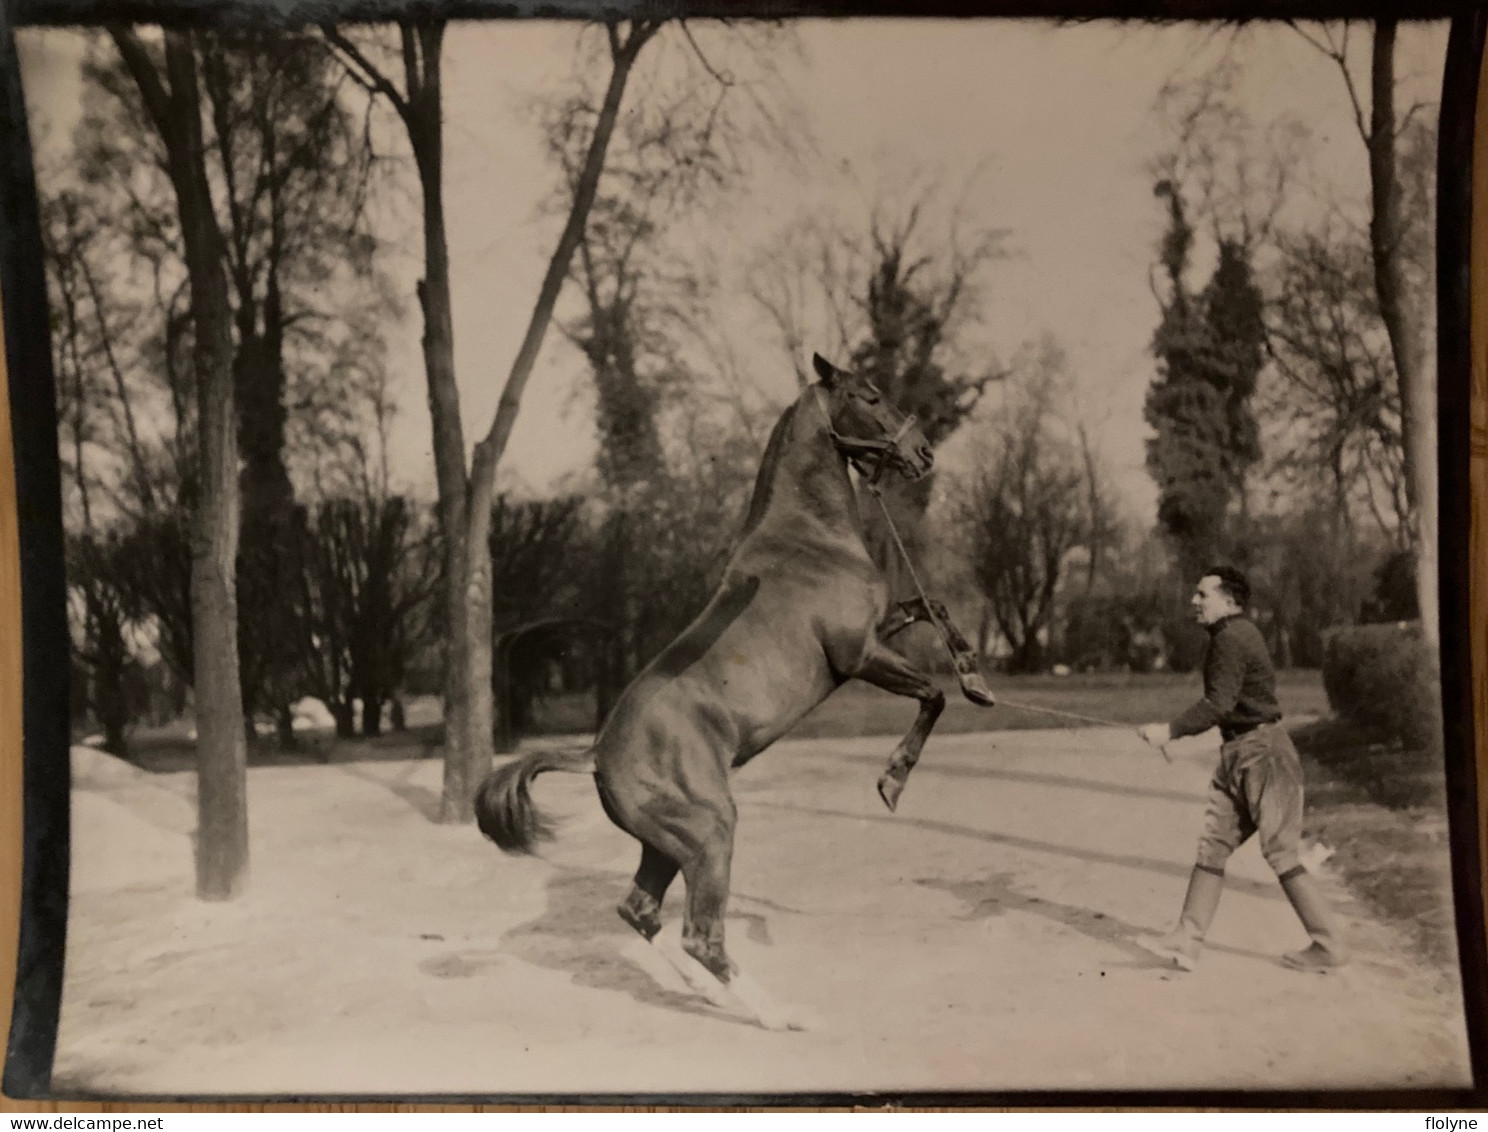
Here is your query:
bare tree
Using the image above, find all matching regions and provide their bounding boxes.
[747,174,1008,617]
[746,215,858,386]
[295,494,438,739]
[1290,19,1439,646]
[848,191,1008,603]
[1263,222,1409,545]
[550,23,765,490]
[1149,55,1307,253]
[109,26,247,899]
[958,345,1089,673]
[47,196,144,756]
[323,19,664,821]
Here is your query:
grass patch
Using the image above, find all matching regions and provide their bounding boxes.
[513,668,1327,741]
[1293,716,1456,975]
[789,668,1327,740]
[120,670,1329,769]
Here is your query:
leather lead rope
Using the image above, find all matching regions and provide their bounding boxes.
[865,478,935,613]
[865,475,1168,759]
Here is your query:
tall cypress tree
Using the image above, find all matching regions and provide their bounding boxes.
[1144,181,1265,581]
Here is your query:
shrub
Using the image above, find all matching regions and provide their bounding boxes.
[1361,549,1419,623]
[1322,621,1443,754]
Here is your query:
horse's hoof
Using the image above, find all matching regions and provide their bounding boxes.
[617,900,661,942]
[959,673,996,707]
[877,774,904,812]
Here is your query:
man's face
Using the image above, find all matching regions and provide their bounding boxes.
[1191,575,1241,626]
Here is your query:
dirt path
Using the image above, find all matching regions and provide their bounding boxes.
[55,728,1472,1098]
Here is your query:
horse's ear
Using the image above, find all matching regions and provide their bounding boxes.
[812,353,839,386]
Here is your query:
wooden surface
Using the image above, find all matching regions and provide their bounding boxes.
[1474,7,1488,1060]
[2,34,1487,1120]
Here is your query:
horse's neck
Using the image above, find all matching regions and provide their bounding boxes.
[739,397,865,548]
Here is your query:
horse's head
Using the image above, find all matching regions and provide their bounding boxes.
[811,353,934,482]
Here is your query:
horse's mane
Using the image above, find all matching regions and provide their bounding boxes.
[739,400,800,537]
[738,389,855,541]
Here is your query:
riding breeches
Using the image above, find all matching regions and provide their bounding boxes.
[1194,722,1304,878]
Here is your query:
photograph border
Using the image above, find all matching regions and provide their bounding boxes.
[1,0,1485,1109]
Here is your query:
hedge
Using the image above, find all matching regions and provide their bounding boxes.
[1321,621,1443,754]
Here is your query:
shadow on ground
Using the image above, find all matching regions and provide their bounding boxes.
[819,747,1210,806]
[333,762,444,823]
[918,872,1276,968]
[478,865,776,1028]
[757,799,1283,901]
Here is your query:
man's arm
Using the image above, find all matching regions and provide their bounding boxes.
[1167,626,1246,739]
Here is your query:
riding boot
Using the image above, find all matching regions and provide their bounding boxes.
[1134,866,1224,971]
[1279,869,1348,972]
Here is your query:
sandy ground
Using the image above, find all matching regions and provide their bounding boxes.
[54,726,1472,1099]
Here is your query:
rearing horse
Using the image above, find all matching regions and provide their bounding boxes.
[476,354,995,1029]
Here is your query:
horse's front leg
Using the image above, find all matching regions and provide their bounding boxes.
[875,599,927,640]
[876,599,996,708]
[847,639,945,812]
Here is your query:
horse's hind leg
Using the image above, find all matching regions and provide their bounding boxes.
[677,814,735,983]
[675,813,807,1032]
[848,639,945,812]
[618,843,678,942]
[606,761,810,1031]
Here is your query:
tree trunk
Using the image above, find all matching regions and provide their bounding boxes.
[397,25,493,822]
[96,628,129,756]
[493,636,516,754]
[360,693,382,738]
[163,31,249,900]
[457,23,652,812]
[91,594,131,757]
[333,699,356,739]
[322,20,655,822]
[1370,20,1439,648]
[112,26,249,898]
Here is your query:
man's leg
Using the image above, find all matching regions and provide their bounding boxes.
[1134,864,1226,971]
[1249,731,1347,971]
[1135,759,1244,971]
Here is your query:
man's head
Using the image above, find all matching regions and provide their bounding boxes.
[1191,564,1249,626]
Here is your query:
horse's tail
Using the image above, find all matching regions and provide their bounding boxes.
[475,745,596,855]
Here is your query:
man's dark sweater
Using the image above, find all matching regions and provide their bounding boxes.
[1169,615,1282,741]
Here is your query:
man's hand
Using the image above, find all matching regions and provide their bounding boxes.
[1137,722,1172,749]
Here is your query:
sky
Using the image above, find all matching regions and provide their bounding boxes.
[17,18,1450,522]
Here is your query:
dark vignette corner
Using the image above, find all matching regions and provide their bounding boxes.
[1436,6,1488,1102]
[0,0,71,1102]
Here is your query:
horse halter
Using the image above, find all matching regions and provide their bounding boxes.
[813,385,920,484]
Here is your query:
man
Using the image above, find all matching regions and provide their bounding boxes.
[1134,565,1345,973]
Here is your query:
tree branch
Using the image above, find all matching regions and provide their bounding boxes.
[1396,98,1431,138]
[108,27,173,137]
[1289,19,1370,147]
[321,26,411,125]
[679,20,735,90]
[401,25,422,103]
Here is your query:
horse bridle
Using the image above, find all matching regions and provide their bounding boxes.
[814,385,920,484]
